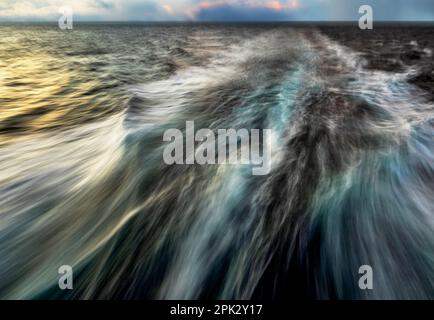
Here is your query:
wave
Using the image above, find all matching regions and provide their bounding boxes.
[0,27,432,300]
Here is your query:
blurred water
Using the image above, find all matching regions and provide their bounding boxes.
[0,23,433,299]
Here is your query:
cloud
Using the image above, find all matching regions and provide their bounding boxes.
[163,4,174,15]
[329,0,434,20]
[0,0,176,21]
[195,4,293,21]
[92,0,115,10]
[114,1,161,20]
[0,0,433,21]
[188,0,301,21]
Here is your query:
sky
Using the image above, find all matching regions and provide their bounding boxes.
[0,0,433,21]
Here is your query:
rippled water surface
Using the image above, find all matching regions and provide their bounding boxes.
[0,23,433,299]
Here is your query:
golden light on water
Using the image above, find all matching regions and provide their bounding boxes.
[0,53,70,117]
[0,30,123,147]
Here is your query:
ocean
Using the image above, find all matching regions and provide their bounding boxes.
[0,22,433,299]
